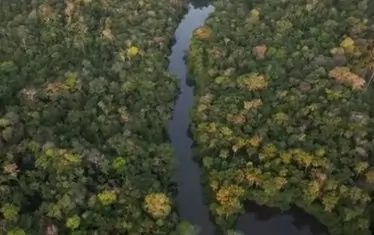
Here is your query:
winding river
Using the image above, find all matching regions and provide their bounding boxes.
[167,2,329,235]
[167,4,215,235]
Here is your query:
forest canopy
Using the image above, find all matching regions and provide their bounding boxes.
[188,0,374,234]
[0,0,188,234]
[3,0,374,234]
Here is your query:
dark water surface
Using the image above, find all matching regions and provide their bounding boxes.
[167,4,215,235]
[236,202,328,235]
[167,2,329,235]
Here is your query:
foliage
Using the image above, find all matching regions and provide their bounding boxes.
[174,221,201,235]
[188,0,374,234]
[0,0,187,234]
[144,193,172,219]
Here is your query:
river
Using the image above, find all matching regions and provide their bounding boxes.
[167,3,215,235]
[167,2,329,235]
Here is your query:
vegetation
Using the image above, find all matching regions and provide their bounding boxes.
[189,0,374,235]
[4,0,374,234]
[0,0,189,234]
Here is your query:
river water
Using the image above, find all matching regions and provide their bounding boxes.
[167,4,215,235]
[167,2,328,235]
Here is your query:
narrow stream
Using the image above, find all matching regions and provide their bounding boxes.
[167,3,215,235]
[167,2,329,235]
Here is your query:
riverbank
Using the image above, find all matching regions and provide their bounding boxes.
[188,0,374,234]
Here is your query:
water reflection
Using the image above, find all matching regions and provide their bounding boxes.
[236,202,328,235]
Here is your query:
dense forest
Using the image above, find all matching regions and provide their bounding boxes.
[0,0,191,234]
[3,0,374,235]
[189,0,374,234]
